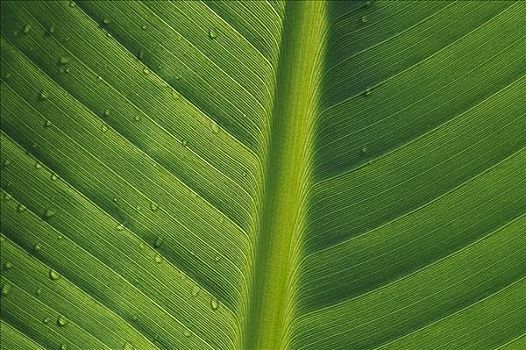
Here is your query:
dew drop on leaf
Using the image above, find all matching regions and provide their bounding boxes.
[191,285,200,297]
[50,173,58,181]
[181,139,188,147]
[141,24,147,30]
[123,343,134,350]
[3,261,12,270]
[2,159,11,167]
[150,201,159,211]
[210,296,218,310]
[143,67,150,75]
[23,24,32,34]
[38,90,48,101]
[16,203,26,212]
[103,18,111,25]
[58,56,70,65]
[184,329,191,337]
[57,315,68,327]
[42,317,51,324]
[101,124,108,133]
[208,28,217,39]
[211,122,219,134]
[361,16,367,23]
[154,236,163,248]
[134,115,141,122]
[44,120,52,128]
[49,269,60,280]
[361,146,368,153]
[48,25,56,35]
[1,284,11,295]
[34,243,43,251]
[103,109,110,117]
[36,287,43,295]
[44,208,56,219]
[59,343,67,350]
[115,223,125,231]
[35,162,42,169]
[154,254,163,264]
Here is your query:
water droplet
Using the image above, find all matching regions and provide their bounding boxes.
[58,56,70,65]
[2,159,11,167]
[143,67,150,75]
[49,269,60,280]
[214,255,221,262]
[181,139,188,147]
[36,287,43,295]
[154,236,163,248]
[137,51,144,60]
[141,24,147,30]
[97,75,103,82]
[361,16,367,23]
[17,203,26,212]
[361,146,368,153]
[210,297,218,310]
[210,122,219,134]
[191,285,200,297]
[69,1,75,7]
[35,162,42,169]
[59,343,67,350]
[208,28,217,39]
[184,330,191,337]
[103,18,111,25]
[154,254,163,264]
[57,315,68,327]
[131,314,138,321]
[123,343,134,350]
[3,261,12,270]
[115,223,125,231]
[134,115,141,122]
[1,284,11,295]
[44,120,52,128]
[101,124,108,133]
[44,208,56,219]
[23,24,32,34]
[34,243,43,251]
[38,90,48,101]
[50,173,58,181]
[103,109,110,117]
[42,317,51,324]
[48,25,56,35]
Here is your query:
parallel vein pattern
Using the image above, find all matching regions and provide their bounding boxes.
[1,1,525,350]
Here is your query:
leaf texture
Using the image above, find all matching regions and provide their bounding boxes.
[1,1,525,350]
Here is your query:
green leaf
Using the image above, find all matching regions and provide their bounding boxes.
[1,1,525,350]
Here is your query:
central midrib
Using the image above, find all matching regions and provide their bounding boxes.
[245,2,327,349]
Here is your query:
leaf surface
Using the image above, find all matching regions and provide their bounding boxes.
[1,1,525,349]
